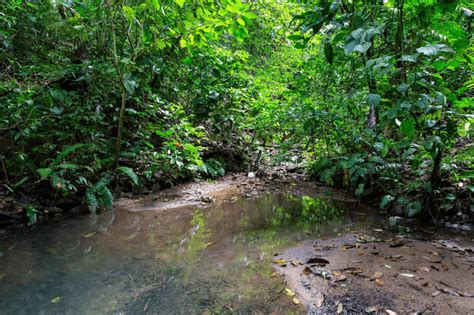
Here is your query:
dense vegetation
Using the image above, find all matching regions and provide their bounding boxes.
[0,0,472,224]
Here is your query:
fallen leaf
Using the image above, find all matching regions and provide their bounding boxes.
[365,306,380,313]
[51,297,62,304]
[389,239,406,247]
[274,259,287,264]
[370,271,383,280]
[423,256,442,263]
[432,290,442,297]
[315,292,324,307]
[291,260,298,267]
[375,278,384,286]
[284,288,295,297]
[292,297,300,305]
[82,232,96,238]
[357,251,364,255]
[306,256,329,266]
[399,273,415,278]
[344,267,363,274]
[205,242,215,248]
[373,229,383,232]
[386,310,397,315]
[336,303,343,314]
[418,267,430,272]
[333,274,347,282]
[384,264,392,269]
[270,272,280,278]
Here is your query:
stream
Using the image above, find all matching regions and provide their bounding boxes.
[0,191,381,314]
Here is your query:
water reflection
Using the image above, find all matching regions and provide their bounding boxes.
[0,192,378,314]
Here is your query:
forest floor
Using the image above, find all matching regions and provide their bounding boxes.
[274,233,474,315]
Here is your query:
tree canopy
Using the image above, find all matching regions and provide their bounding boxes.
[0,0,472,223]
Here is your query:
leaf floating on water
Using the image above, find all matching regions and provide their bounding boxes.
[315,292,324,307]
[284,288,295,297]
[274,259,287,264]
[82,232,96,238]
[336,303,343,314]
[292,297,300,305]
[399,273,415,278]
[375,278,384,286]
[51,297,62,304]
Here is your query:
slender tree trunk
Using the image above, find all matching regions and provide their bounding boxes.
[395,0,407,83]
[367,0,378,129]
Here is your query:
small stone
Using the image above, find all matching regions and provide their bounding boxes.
[200,195,212,203]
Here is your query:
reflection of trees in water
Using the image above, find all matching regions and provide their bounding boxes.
[271,195,344,231]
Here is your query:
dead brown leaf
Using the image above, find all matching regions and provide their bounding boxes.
[315,292,324,307]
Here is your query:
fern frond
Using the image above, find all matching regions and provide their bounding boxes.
[85,188,98,214]
[53,144,85,165]
[116,166,139,186]
[98,186,113,210]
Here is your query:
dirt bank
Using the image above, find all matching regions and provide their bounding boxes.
[115,168,342,212]
[274,233,474,314]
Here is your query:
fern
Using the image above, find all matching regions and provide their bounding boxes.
[116,166,139,186]
[53,143,85,165]
[98,185,114,210]
[85,188,98,214]
[84,176,113,213]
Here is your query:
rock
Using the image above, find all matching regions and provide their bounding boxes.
[200,195,213,203]
[45,206,63,214]
[388,216,404,227]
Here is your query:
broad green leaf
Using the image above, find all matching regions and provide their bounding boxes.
[366,94,381,106]
[37,168,53,179]
[287,34,303,41]
[380,195,394,209]
[176,0,185,8]
[416,44,454,56]
[400,117,416,138]
[324,42,333,65]
[122,5,135,22]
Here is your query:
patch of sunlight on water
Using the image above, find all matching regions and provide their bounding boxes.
[0,192,379,314]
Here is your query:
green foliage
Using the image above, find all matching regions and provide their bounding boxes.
[0,0,471,223]
[116,166,139,187]
[85,177,113,214]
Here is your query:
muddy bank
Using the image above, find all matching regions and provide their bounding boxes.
[115,168,351,213]
[274,233,474,314]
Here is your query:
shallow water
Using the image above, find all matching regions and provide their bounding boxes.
[0,192,380,314]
